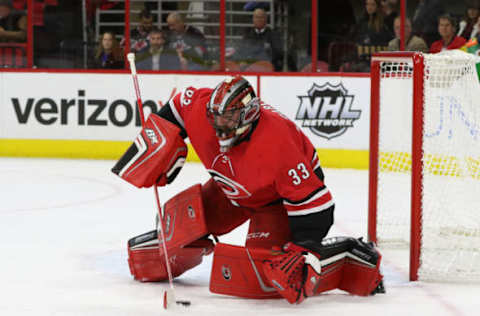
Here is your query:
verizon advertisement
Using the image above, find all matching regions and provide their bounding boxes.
[0,72,370,150]
[0,73,256,141]
[260,76,370,150]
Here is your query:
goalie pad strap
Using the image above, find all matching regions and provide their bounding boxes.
[297,237,380,267]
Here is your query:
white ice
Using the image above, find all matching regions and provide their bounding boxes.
[0,158,478,316]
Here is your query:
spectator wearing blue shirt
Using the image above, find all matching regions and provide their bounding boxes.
[136,29,187,71]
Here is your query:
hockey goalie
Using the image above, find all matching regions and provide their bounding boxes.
[112,75,385,304]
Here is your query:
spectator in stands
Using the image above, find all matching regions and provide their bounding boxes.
[237,8,283,71]
[166,12,208,70]
[136,28,187,71]
[0,0,26,42]
[91,31,124,69]
[129,9,154,53]
[388,17,428,52]
[430,14,467,53]
[412,0,445,46]
[458,0,480,39]
[355,0,392,46]
[354,0,392,65]
[382,0,398,35]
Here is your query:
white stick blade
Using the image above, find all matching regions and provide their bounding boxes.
[163,288,176,310]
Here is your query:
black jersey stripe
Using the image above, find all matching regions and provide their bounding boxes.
[157,100,187,139]
[314,166,325,182]
[283,184,327,205]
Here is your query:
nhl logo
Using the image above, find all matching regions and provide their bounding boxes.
[222,265,232,281]
[296,83,361,139]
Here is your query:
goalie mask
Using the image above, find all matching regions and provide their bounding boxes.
[206,76,260,152]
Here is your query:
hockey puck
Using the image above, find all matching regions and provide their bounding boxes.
[176,300,191,306]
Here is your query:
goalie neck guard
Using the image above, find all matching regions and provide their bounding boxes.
[206,75,260,152]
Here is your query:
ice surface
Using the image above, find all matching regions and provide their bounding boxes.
[0,158,478,316]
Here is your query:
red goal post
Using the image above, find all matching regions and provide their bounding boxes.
[368,51,480,282]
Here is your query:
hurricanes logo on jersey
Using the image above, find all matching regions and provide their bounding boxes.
[296,83,361,139]
[207,169,251,200]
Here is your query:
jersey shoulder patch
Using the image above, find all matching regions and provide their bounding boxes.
[179,86,197,107]
[173,87,212,108]
[167,87,214,130]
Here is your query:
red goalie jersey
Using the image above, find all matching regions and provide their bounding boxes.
[160,85,334,242]
[120,76,384,304]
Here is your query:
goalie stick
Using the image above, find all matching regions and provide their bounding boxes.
[126,53,190,309]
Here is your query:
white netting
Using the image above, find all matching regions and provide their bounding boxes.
[376,51,480,281]
[377,59,413,246]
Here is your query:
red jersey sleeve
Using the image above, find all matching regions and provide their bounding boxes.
[274,130,334,218]
[165,86,213,131]
[165,86,198,130]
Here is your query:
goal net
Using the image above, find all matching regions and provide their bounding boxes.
[369,50,480,281]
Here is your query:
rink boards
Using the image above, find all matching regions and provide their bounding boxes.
[0,71,370,169]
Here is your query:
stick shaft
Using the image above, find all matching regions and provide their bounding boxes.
[154,184,175,289]
[127,53,146,126]
[127,52,176,293]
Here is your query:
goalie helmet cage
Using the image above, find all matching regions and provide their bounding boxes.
[368,51,480,282]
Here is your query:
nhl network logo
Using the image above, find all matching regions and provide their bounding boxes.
[296,83,361,139]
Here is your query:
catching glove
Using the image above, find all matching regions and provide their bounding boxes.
[263,242,322,304]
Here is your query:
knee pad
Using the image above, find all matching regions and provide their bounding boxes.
[128,183,213,282]
[209,243,281,299]
[158,183,209,251]
[128,230,214,282]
